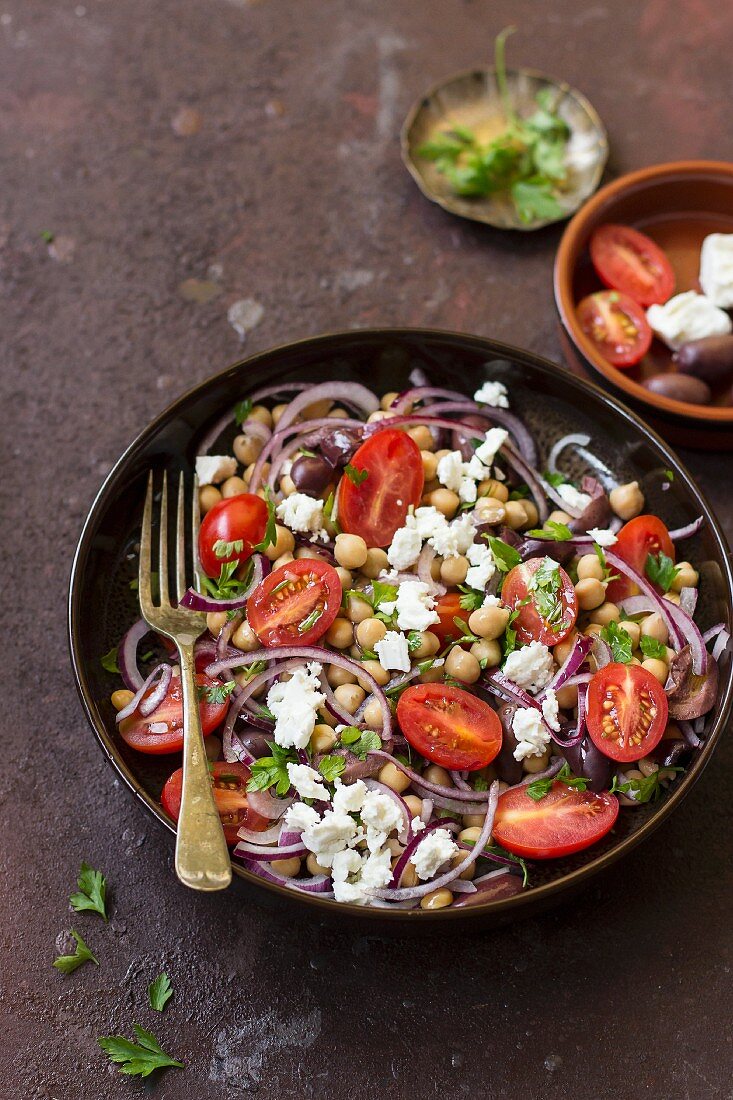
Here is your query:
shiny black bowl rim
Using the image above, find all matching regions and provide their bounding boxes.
[68,327,733,923]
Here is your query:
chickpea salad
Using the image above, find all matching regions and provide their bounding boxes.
[107,374,730,910]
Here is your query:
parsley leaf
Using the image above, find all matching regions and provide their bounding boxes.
[53,929,98,974]
[318,755,346,782]
[610,767,683,804]
[347,580,397,612]
[640,635,667,660]
[593,543,619,583]
[502,607,521,658]
[663,469,674,482]
[526,520,573,541]
[406,630,422,653]
[234,398,253,425]
[323,490,340,534]
[338,729,382,759]
[252,488,277,553]
[485,536,521,573]
[527,557,563,631]
[344,463,369,486]
[246,742,298,797]
[601,621,633,664]
[213,538,245,559]
[458,586,484,611]
[148,972,173,1012]
[511,177,563,224]
[70,862,108,922]
[98,1024,184,1078]
[101,646,120,674]
[197,680,237,705]
[201,558,253,601]
[298,606,323,635]
[543,470,566,488]
[645,550,679,592]
[526,762,590,801]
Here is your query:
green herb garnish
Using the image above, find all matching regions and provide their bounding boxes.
[526,520,573,541]
[318,755,347,782]
[600,621,633,664]
[213,538,245,559]
[98,1024,183,1078]
[197,680,237,705]
[246,742,298,796]
[526,762,590,801]
[645,550,679,592]
[234,398,253,425]
[252,487,277,553]
[610,767,683,804]
[338,729,382,759]
[344,464,369,486]
[101,646,120,674]
[53,929,98,974]
[201,558,252,601]
[485,536,521,573]
[458,586,484,611]
[70,862,108,922]
[640,635,667,660]
[543,470,567,489]
[148,973,173,1012]
[527,557,562,631]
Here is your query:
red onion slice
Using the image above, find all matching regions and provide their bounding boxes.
[115,662,172,723]
[216,609,243,660]
[712,628,731,662]
[118,619,152,692]
[537,634,592,700]
[180,554,267,611]
[416,544,446,596]
[388,819,461,888]
[237,822,282,845]
[547,433,617,490]
[668,516,704,541]
[233,840,307,862]
[604,550,686,653]
[237,858,333,894]
[366,749,492,802]
[249,415,368,493]
[245,787,293,821]
[502,755,565,793]
[270,382,379,439]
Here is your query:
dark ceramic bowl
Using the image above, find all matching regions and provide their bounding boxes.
[68,329,733,926]
[554,161,733,449]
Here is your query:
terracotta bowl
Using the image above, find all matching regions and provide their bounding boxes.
[554,161,733,449]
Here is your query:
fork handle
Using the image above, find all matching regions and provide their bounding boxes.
[174,641,232,891]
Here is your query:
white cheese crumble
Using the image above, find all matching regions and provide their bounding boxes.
[410,829,459,881]
[387,526,422,570]
[275,492,327,540]
[474,380,509,408]
[332,778,367,815]
[588,526,617,547]
[512,707,552,761]
[286,763,330,802]
[699,233,733,308]
[436,430,508,503]
[464,541,496,591]
[541,688,560,732]
[406,505,448,540]
[557,483,592,512]
[374,630,411,673]
[482,593,502,607]
[411,816,426,833]
[474,427,509,468]
[360,789,403,836]
[428,513,475,558]
[283,802,321,833]
[266,662,325,749]
[195,454,237,485]
[331,836,393,904]
[381,580,439,631]
[647,291,732,351]
[331,848,365,903]
[436,450,465,493]
[503,641,555,694]
[300,808,362,867]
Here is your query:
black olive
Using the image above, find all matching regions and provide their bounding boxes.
[559,736,613,792]
[642,372,712,405]
[494,704,524,785]
[319,427,361,468]
[290,454,334,496]
[674,334,733,384]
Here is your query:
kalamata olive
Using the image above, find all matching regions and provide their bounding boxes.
[674,334,733,384]
[642,372,711,405]
[560,736,613,792]
[666,645,719,720]
[570,476,611,534]
[319,427,361,468]
[648,739,689,768]
[290,454,334,496]
[494,703,523,785]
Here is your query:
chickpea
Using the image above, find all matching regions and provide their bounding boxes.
[247,404,273,428]
[380,390,399,411]
[279,474,296,497]
[575,577,606,611]
[361,548,389,579]
[594,601,620,627]
[317,707,338,728]
[362,698,384,729]
[271,857,301,877]
[421,450,438,480]
[344,594,373,623]
[232,620,259,651]
[400,863,419,888]
[479,479,509,503]
[445,647,481,684]
[473,498,506,525]
[264,524,295,561]
[334,683,366,713]
[440,555,468,585]
[295,546,323,561]
[326,664,356,687]
[638,757,660,779]
[420,889,453,910]
[356,617,387,650]
[640,612,669,645]
[221,475,248,498]
[618,620,641,649]
[420,663,446,683]
[310,724,337,754]
[642,657,668,684]
[335,566,352,589]
[610,480,644,520]
[111,688,134,711]
[523,748,551,774]
[430,556,442,581]
[206,610,228,637]
[244,460,270,483]
[429,488,460,518]
[503,500,528,530]
[548,509,572,525]
[555,683,578,709]
[434,449,451,462]
[403,795,423,817]
[423,764,452,787]
[409,631,440,659]
[273,552,294,569]
[325,617,353,649]
[270,402,288,427]
[199,484,222,513]
[663,592,681,605]
[302,398,334,419]
[453,852,476,880]
[367,409,395,423]
[553,631,578,666]
[577,553,604,581]
[520,500,539,527]
[233,432,263,467]
[407,425,434,450]
[468,605,510,640]
[670,561,699,592]
[584,623,604,637]
[306,853,330,876]
[378,762,411,793]
[358,660,390,689]
[470,639,501,667]
[334,532,368,570]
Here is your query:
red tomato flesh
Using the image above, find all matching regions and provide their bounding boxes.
[586,663,668,763]
[118,672,228,754]
[605,514,675,603]
[198,494,269,578]
[161,761,270,845]
[576,290,652,368]
[247,558,341,647]
[397,683,502,771]
[431,592,471,646]
[590,224,675,308]
[337,428,424,547]
[501,557,578,647]
[492,781,619,859]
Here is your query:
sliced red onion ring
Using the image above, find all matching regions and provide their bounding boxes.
[236,822,282,845]
[271,381,379,439]
[712,629,731,662]
[390,385,466,413]
[249,415,367,491]
[702,622,727,643]
[677,720,701,749]
[452,867,525,907]
[450,770,472,791]
[366,749,492,802]
[409,785,489,815]
[588,633,613,670]
[115,662,172,723]
[604,550,685,653]
[249,382,311,405]
[362,778,411,844]
[538,634,592,699]
[233,840,307,862]
[668,516,704,541]
[216,609,243,660]
[417,543,446,596]
[197,383,308,455]
[220,659,301,756]
[482,671,557,740]
[245,787,293,821]
[118,619,152,692]
[502,756,565,793]
[419,798,433,824]
[180,554,267,611]
[237,858,333,894]
[319,672,360,727]
[679,586,698,617]
[547,433,617,491]
[222,727,257,766]
[425,400,539,466]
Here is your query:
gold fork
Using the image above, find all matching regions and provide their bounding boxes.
[139,470,232,891]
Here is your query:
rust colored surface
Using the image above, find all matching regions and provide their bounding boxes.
[1,1,732,1097]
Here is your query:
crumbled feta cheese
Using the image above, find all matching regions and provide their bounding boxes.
[503,641,554,694]
[331,848,364,903]
[458,477,478,504]
[267,662,325,749]
[387,526,422,570]
[647,291,732,351]
[541,688,560,732]
[359,845,393,889]
[410,829,458,881]
[428,512,475,558]
[332,778,367,815]
[286,763,330,802]
[482,593,502,607]
[436,450,465,493]
[474,380,509,408]
[374,630,410,673]
[331,837,393,903]
[284,802,321,833]
[512,707,551,761]
[276,492,327,539]
[474,427,509,467]
[464,453,491,482]
[588,526,617,547]
[699,233,733,308]
[411,816,426,833]
[406,506,448,540]
[195,454,237,485]
[361,789,403,835]
[389,581,439,631]
[465,541,496,591]
[557,483,592,512]
[300,808,362,867]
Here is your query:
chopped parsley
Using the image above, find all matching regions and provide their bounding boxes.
[246,742,298,797]
[610,767,683,804]
[526,520,573,541]
[252,488,277,553]
[298,606,323,635]
[148,972,173,1012]
[213,538,245,559]
[197,680,237,705]
[318,755,346,782]
[234,398,253,425]
[640,635,667,660]
[337,727,382,759]
[344,463,369,486]
[458,586,484,611]
[526,762,590,801]
[485,536,521,573]
[663,469,675,482]
[645,550,679,592]
[502,607,521,658]
[406,631,422,653]
[70,862,108,922]
[346,580,397,613]
[101,646,120,674]
[201,558,253,601]
[323,490,340,534]
[527,557,563,631]
[600,621,633,664]
[53,929,98,974]
[98,1025,183,1078]
[593,543,618,583]
[543,470,566,488]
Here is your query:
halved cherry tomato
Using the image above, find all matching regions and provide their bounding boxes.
[337,428,424,547]
[492,781,619,859]
[396,683,502,771]
[431,592,471,646]
[590,224,675,308]
[247,558,341,647]
[576,290,652,368]
[198,494,269,578]
[501,557,577,646]
[605,514,675,603]
[118,671,228,754]
[161,761,270,845]
[586,663,668,763]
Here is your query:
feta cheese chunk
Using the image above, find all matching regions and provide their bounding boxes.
[387,526,422,570]
[428,513,475,558]
[557,483,592,513]
[647,291,732,351]
[387,580,439,631]
[276,492,326,540]
[331,848,365,903]
[374,630,410,673]
[512,707,551,761]
[541,688,560,732]
[503,641,555,694]
[300,808,362,867]
[474,380,509,408]
[332,778,368,815]
[588,526,617,547]
[474,427,509,467]
[266,662,325,749]
[411,815,426,833]
[286,763,330,802]
[361,789,403,836]
[406,506,448,540]
[464,541,495,591]
[699,233,733,308]
[283,801,321,833]
[482,593,502,608]
[436,450,465,493]
[410,829,458,881]
[195,454,237,486]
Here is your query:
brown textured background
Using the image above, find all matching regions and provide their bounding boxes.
[2,1,733,1097]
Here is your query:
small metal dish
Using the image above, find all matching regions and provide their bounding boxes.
[401,67,608,231]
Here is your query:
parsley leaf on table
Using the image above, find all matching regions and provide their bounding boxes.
[98,1024,183,1078]
[53,929,98,974]
[148,972,173,1013]
[70,862,108,921]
